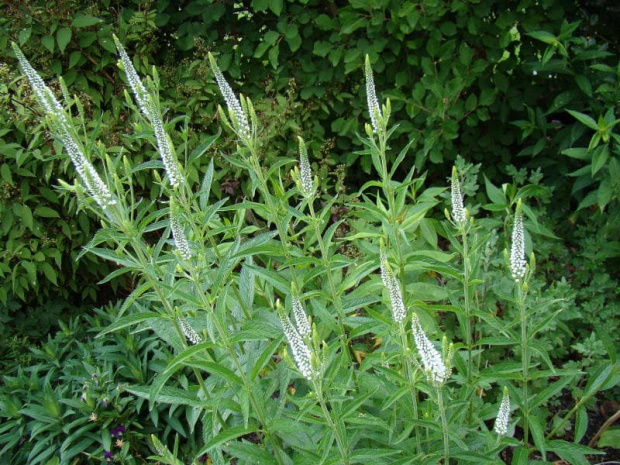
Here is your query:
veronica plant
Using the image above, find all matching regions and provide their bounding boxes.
[12,40,612,465]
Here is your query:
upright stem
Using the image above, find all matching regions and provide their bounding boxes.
[461,230,473,388]
[518,284,530,447]
[307,200,350,361]
[437,388,450,464]
[313,380,350,465]
[398,323,421,454]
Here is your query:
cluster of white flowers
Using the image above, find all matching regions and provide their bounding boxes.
[178,317,202,345]
[208,54,252,141]
[279,301,314,381]
[380,248,407,324]
[510,201,527,282]
[292,296,312,338]
[114,36,182,187]
[297,137,315,199]
[411,316,451,385]
[451,166,467,226]
[364,55,382,134]
[169,199,192,260]
[13,44,116,209]
[494,387,511,436]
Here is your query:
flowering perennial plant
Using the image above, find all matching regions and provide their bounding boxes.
[379,248,407,324]
[494,387,511,436]
[364,55,382,134]
[12,44,116,209]
[411,316,451,385]
[114,36,183,187]
[208,53,252,142]
[450,166,467,226]
[510,200,528,282]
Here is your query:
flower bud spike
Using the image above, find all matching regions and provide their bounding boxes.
[494,386,511,436]
[510,199,528,282]
[277,300,314,380]
[297,137,314,199]
[291,295,311,338]
[451,166,467,226]
[379,242,406,324]
[170,198,192,261]
[208,53,252,142]
[364,55,382,134]
[411,316,451,385]
[178,317,202,345]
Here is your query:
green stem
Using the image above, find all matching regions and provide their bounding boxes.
[437,388,450,464]
[314,380,350,465]
[307,200,351,362]
[518,284,530,448]
[398,322,421,454]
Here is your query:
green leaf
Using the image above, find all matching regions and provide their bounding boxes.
[529,415,547,458]
[598,427,620,449]
[591,144,609,175]
[96,311,163,337]
[56,28,72,53]
[250,336,284,380]
[268,0,283,15]
[1,164,13,185]
[71,14,102,28]
[574,407,588,443]
[35,206,60,218]
[567,109,599,131]
[547,439,602,465]
[41,35,55,53]
[196,426,257,455]
[484,175,506,205]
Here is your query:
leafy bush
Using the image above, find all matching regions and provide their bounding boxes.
[6,39,620,465]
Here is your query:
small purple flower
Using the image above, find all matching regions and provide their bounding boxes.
[101,398,108,408]
[110,425,126,438]
[198,455,207,463]
[104,450,113,463]
[80,393,87,402]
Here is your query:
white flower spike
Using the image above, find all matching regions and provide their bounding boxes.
[178,317,202,345]
[411,316,451,385]
[13,43,116,209]
[494,386,511,436]
[208,53,252,141]
[364,55,382,134]
[510,199,527,282]
[169,198,192,260]
[380,245,407,324]
[451,166,466,226]
[278,300,314,381]
[297,137,315,199]
[114,36,183,187]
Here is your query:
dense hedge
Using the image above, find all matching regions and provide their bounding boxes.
[1,0,618,335]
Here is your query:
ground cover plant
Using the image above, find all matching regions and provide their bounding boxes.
[3,34,619,465]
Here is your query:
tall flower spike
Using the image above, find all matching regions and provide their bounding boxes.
[208,53,252,141]
[297,137,315,199]
[13,44,116,209]
[278,301,314,380]
[170,198,192,260]
[451,166,466,226]
[178,317,202,345]
[510,199,527,282]
[292,296,311,338]
[365,55,382,134]
[411,316,450,385]
[114,36,182,187]
[113,35,153,119]
[494,386,511,436]
[380,245,407,324]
